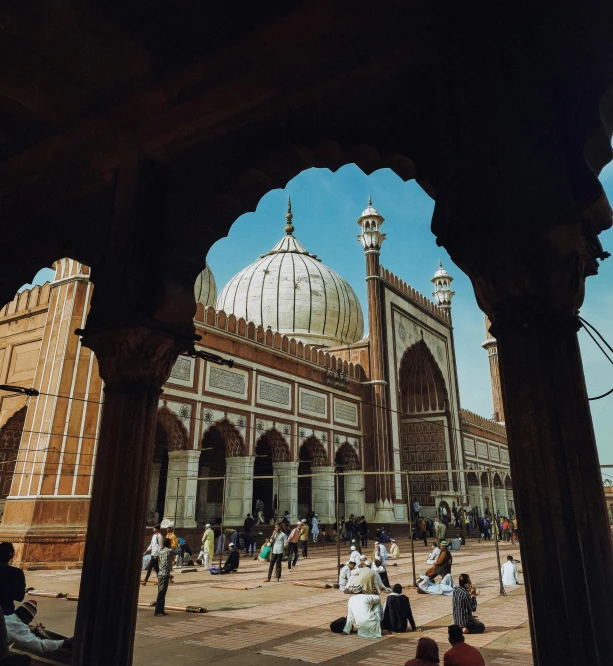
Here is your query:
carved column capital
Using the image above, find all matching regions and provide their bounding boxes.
[77,326,192,389]
[445,220,609,331]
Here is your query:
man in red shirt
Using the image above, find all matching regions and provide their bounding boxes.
[444,624,485,666]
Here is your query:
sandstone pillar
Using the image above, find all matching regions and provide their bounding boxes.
[223,456,255,526]
[147,462,162,520]
[273,461,299,522]
[196,464,209,523]
[71,328,186,666]
[164,450,200,528]
[441,218,613,664]
[311,466,335,524]
[343,471,364,519]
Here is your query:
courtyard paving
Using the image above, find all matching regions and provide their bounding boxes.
[22,537,532,665]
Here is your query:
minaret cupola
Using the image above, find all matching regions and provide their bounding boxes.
[357,197,386,253]
[431,261,455,309]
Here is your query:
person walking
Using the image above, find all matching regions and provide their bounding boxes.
[360,517,369,548]
[444,624,485,665]
[452,574,484,634]
[265,523,288,582]
[287,522,301,571]
[312,514,320,543]
[154,538,173,616]
[142,525,163,585]
[419,517,428,547]
[299,518,309,558]
[243,514,255,556]
[201,523,214,569]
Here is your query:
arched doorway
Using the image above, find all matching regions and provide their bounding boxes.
[253,429,290,522]
[198,425,227,524]
[0,406,27,521]
[298,436,327,519]
[335,443,362,520]
[148,423,169,524]
[398,341,452,509]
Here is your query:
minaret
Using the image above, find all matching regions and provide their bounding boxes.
[431,261,455,310]
[357,198,395,522]
[431,261,463,494]
[482,315,505,423]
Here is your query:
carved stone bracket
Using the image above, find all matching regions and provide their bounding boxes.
[77,326,192,389]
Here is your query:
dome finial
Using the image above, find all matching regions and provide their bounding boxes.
[285,195,294,235]
[439,259,443,269]
[368,195,373,207]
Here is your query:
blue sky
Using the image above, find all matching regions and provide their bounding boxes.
[22,163,613,464]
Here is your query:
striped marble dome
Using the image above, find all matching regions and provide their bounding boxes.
[194,263,217,307]
[217,205,364,346]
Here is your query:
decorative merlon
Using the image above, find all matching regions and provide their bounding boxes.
[460,408,507,437]
[378,265,451,325]
[196,305,365,382]
[0,282,52,319]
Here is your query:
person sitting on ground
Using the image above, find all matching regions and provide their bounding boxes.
[338,561,356,591]
[1,606,33,665]
[417,573,454,596]
[0,543,25,619]
[382,584,417,634]
[452,574,484,634]
[379,529,390,543]
[258,539,272,562]
[444,624,485,666]
[404,636,440,666]
[426,541,440,565]
[388,539,400,559]
[351,557,382,594]
[4,601,72,656]
[373,541,388,564]
[220,543,240,574]
[501,555,519,586]
[371,558,391,591]
[349,545,362,566]
[430,541,452,580]
[342,585,382,639]
[165,527,180,566]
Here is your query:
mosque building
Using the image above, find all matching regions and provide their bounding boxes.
[0,199,514,567]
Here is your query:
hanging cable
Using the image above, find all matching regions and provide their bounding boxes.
[579,317,613,400]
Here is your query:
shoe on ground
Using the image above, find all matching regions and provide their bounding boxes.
[154,612,168,616]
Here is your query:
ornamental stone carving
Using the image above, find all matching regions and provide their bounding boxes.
[78,326,191,388]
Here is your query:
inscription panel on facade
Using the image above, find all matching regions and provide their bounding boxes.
[299,387,328,419]
[257,375,292,409]
[399,420,448,506]
[464,437,475,455]
[500,449,509,463]
[334,398,358,426]
[205,365,249,400]
[169,356,194,387]
[477,442,488,458]
[489,445,500,461]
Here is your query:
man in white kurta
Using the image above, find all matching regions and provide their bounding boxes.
[201,524,214,569]
[349,546,362,566]
[426,542,441,565]
[338,561,356,591]
[417,573,454,596]
[342,587,382,638]
[312,515,320,542]
[501,556,519,586]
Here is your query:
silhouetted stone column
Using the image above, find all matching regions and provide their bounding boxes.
[442,219,613,665]
[71,327,186,666]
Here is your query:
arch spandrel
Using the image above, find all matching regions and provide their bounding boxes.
[157,407,190,452]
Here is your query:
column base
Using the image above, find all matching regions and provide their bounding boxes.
[373,499,397,524]
[0,497,89,568]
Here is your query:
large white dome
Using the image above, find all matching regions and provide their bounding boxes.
[194,263,217,307]
[217,207,364,347]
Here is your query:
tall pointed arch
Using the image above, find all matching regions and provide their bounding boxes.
[300,435,327,467]
[398,340,448,413]
[257,428,291,462]
[0,406,27,499]
[209,418,246,458]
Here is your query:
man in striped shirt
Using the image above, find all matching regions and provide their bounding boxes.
[154,539,173,616]
[452,574,484,634]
